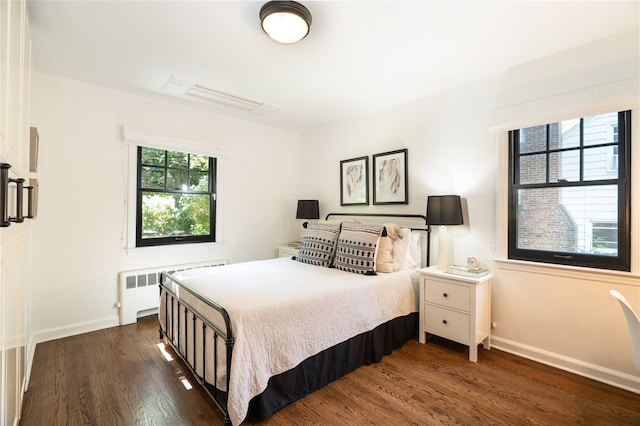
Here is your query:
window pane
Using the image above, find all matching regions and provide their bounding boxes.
[592,222,617,253]
[520,125,546,153]
[554,120,579,150]
[166,169,188,190]
[179,194,211,236]
[141,166,165,189]
[517,185,618,255]
[141,147,165,166]
[584,146,617,181]
[190,170,209,190]
[141,192,210,239]
[519,154,546,184]
[168,151,188,168]
[549,150,579,182]
[584,112,618,146]
[190,154,209,171]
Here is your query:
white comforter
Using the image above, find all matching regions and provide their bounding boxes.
[161,257,418,425]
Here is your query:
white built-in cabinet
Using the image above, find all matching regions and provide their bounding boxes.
[0,0,32,424]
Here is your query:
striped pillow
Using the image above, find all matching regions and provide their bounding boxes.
[296,223,341,267]
[335,223,384,275]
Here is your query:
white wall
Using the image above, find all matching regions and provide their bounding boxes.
[301,54,640,392]
[302,78,499,274]
[29,72,303,342]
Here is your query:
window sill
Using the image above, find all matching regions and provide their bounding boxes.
[494,258,639,287]
[123,241,223,255]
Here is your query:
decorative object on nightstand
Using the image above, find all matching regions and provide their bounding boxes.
[426,195,463,269]
[445,257,489,278]
[419,266,492,362]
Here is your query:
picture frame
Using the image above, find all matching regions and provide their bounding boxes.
[340,156,369,206]
[373,149,408,205]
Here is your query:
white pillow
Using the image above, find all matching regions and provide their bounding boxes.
[393,228,421,270]
[404,230,421,269]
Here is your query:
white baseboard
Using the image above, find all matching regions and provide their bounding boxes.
[492,336,640,394]
[33,316,120,345]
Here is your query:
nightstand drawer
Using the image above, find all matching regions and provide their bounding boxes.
[424,279,469,311]
[425,304,470,344]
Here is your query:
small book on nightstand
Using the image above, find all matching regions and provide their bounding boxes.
[445,264,489,278]
[287,241,301,249]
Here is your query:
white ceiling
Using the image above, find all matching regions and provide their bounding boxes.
[27,1,640,132]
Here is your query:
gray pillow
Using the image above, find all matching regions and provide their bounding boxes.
[334,223,384,275]
[295,222,341,267]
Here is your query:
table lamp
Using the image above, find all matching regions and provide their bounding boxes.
[426,195,463,269]
[296,199,319,228]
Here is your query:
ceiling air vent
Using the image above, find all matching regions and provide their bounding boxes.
[162,75,277,115]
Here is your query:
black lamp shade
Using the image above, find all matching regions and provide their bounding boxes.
[426,195,463,225]
[296,199,319,220]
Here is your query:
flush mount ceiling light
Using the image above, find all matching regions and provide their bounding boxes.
[260,1,312,44]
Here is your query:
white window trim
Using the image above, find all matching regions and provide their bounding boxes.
[494,258,640,286]
[121,126,227,251]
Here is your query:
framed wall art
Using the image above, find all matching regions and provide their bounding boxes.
[340,156,369,206]
[373,149,408,205]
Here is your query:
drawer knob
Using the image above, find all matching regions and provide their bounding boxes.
[442,319,448,325]
[443,293,448,298]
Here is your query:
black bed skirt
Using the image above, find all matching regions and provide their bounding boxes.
[247,312,418,420]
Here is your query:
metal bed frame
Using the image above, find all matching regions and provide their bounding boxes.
[324,212,431,266]
[158,212,428,425]
[159,273,234,424]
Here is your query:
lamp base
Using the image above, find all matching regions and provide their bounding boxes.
[436,225,449,269]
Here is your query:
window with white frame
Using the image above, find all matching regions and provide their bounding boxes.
[508,110,631,271]
[136,146,217,247]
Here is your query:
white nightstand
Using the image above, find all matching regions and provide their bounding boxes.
[418,266,493,362]
[277,245,300,258]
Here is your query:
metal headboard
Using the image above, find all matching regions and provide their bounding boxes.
[324,212,432,267]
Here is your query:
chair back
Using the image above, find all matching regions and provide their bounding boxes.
[610,289,640,374]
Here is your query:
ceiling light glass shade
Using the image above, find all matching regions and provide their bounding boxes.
[260,1,312,44]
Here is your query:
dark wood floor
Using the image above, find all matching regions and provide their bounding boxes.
[20,315,640,426]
